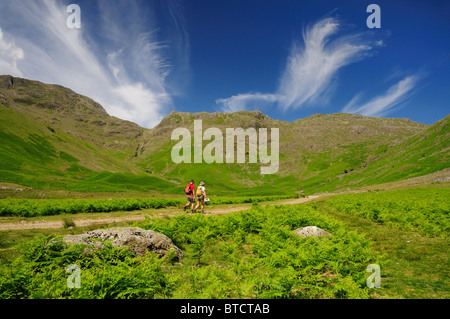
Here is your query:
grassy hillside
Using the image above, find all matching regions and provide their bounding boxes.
[295,114,450,194]
[134,111,444,195]
[0,75,448,196]
[354,114,450,184]
[0,75,178,194]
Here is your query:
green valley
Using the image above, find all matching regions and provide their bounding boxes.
[0,75,448,301]
[0,75,448,197]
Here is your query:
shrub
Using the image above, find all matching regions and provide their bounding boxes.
[0,236,174,299]
[327,187,450,238]
[142,204,377,299]
[1,201,382,299]
[0,195,296,217]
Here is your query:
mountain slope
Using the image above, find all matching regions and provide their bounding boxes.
[353,114,450,185]
[0,75,448,196]
[0,75,176,193]
[133,110,439,194]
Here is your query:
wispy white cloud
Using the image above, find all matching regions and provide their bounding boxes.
[0,28,24,77]
[216,93,279,113]
[216,16,380,113]
[277,18,376,110]
[0,0,188,128]
[342,75,419,117]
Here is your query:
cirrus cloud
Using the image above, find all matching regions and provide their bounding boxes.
[342,75,420,117]
[0,0,189,128]
[216,16,382,113]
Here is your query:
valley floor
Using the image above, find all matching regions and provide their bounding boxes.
[0,184,448,299]
[0,195,324,231]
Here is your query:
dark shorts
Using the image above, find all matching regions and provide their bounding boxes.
[186,195,195,204]
[197,194,205,202]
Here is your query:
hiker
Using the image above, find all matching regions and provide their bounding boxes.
[193,181,207,214]
[183,180,196,213]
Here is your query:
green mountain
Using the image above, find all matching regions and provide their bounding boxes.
[0,75,448,196]
[0,75,173,194]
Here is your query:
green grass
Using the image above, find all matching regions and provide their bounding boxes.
[140,204,379,299]
[0,93,158,194]
[0,186,448,299]
[0,203,378,299]
[0,76,449,298]
[1,97,449,197]
[2,76,449,197]
[315,190,450,299]
[326,187,450,238]
[0,195,296,217]
[0,238,173,299]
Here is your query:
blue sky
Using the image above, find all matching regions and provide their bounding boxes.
[0,0,448,128]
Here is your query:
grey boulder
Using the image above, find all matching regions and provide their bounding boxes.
[293,226,332,238]
[61,227,183,259]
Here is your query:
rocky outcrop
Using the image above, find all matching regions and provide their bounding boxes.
[0,75,14,89]
[293,226,332,238]
[61,227,183,259]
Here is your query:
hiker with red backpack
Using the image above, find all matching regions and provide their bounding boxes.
[183,180,196,213]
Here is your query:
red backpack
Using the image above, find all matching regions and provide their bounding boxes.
[185,184,192,195]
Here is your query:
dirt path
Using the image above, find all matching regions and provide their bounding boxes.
[0,195,327,231]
